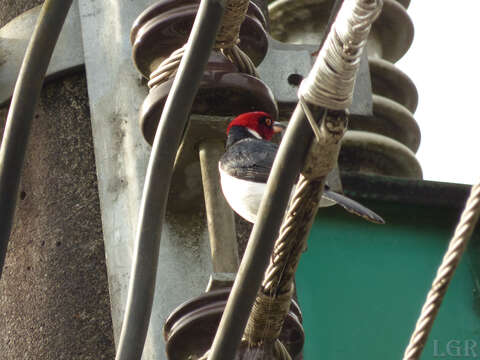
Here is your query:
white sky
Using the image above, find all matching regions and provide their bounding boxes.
[396,2,480,185]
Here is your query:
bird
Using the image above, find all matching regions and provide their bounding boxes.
[218,111,385,224]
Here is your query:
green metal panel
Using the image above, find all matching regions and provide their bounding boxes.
[296,200,480,359]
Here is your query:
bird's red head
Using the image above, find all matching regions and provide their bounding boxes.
[227,112,281,141]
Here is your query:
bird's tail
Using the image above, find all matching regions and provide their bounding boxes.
[322,190,385,224]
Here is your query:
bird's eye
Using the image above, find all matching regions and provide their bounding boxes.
[265,118,272,126]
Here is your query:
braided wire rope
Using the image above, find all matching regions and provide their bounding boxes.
[244,286,296,343]
[262,176,322,295]
[148,46,185,88]
[220,46,259,77]
[242,1,383,356]
[402,182,480,360]
[215,0,250,48]
[273,339,292,360]
[242,176,322,355]
[148,0,257,89]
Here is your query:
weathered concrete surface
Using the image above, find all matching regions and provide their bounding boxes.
[0,73,115,359]
[0,2,115,358]
[0,0,43,26]
[0,3,84,105]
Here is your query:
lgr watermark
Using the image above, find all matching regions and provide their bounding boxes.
[433,340,479,358]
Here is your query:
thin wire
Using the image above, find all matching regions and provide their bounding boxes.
[298,98,324,142]
[114,1,226,359]
[0,0,74,278]
[402,182,480,360]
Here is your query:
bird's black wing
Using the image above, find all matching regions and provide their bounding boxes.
[219,138,278,183]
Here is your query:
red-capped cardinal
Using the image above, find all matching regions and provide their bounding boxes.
[218,111,384,224]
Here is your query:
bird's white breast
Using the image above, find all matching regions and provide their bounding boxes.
[219,167,266,223]
[219,166,336,223]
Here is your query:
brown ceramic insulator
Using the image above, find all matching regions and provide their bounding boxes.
[348,95,421,153]
[269,0,413,63]
[163,288,304,360]
[267,0,409,6]
[269,0,421,179]
[369,57,418,114]
[139,52,278,145]
[250,0,270,30]
[339,131,423,179]
[131,0,268,78]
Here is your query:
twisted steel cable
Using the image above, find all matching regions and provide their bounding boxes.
[221,45,259,77]
[262,175,323,295]
[148,46,185,88]
[148,0,257,88]
[402,182,480,360]
[241,0,382,354]
[273,340,292,360]
[215,0,250,48]
[242,176,324,354]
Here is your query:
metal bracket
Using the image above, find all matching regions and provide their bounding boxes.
[258,36,373,119]
[206,272,236,292]
[0,11,372,116]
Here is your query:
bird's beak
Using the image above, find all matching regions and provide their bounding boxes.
[273,121,286,133]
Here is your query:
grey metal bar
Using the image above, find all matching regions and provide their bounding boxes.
[77,1,214,358]
[114,0,227,358]
[199,140,239,273]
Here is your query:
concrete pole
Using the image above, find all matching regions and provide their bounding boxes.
[0,1,114,359]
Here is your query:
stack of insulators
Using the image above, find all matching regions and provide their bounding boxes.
[268,0,422,179]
